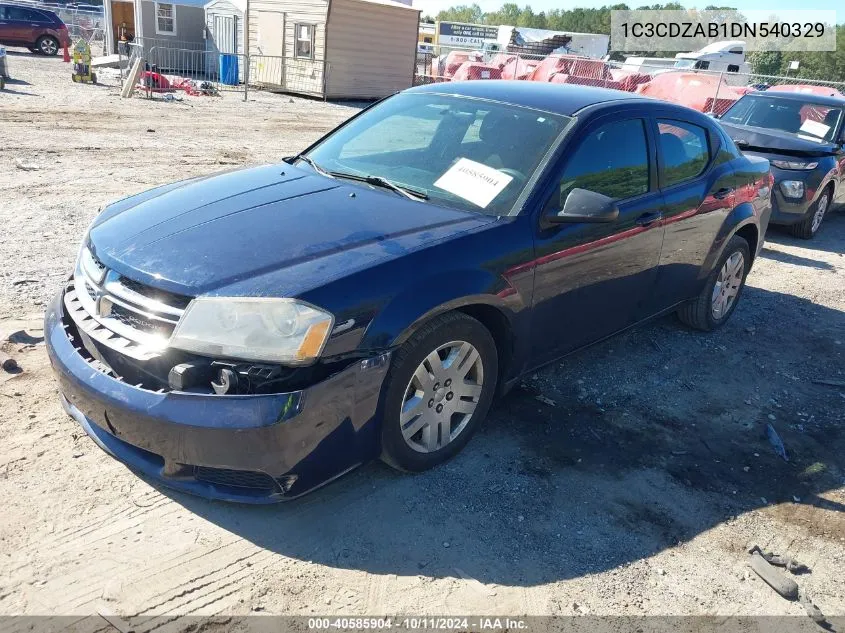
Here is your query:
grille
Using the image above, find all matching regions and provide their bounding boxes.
[119,276,192,310]
[64,248,190,360]
[195,466,280,492]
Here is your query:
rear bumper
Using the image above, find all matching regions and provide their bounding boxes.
[45,290,390,502]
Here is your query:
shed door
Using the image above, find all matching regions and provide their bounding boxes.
[254,11,284,86]
[213,14,237,54]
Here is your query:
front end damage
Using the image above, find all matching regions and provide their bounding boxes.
[45,267,390,502]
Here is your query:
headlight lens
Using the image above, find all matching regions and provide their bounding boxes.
[170,298,334,364]
[779,180,805,199]
[771,160,818,170]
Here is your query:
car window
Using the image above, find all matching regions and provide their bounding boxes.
[307,93,570,216]
[556,119,649,202]
[713,127,741,165]
[722,95,843,142]
[658,120,710,187]
[6,6,41,20]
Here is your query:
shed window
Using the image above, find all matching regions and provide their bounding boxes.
[155,3,176,35]
[295,23,314,59]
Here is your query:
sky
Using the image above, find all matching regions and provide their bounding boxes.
[412,0,840,20]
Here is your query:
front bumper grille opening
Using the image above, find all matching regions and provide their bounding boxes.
[195,466,281,492]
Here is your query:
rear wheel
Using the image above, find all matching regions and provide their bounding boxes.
[789,188,831,240]
[36,36,60,56]
[678,235,750,331]
[380,312,498,472]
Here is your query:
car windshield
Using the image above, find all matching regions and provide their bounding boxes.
[674,59,695,68]
[721,95,843,142]
[303,92,571,216]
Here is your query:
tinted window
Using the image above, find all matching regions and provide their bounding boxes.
[727,64,739,73]
[6,6,42,20]
[714,127,742,165]
[658,120,710,187]
[557,119,649,201]
[694,60,710,70]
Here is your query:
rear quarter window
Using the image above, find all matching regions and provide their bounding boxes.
[657,120,711,187]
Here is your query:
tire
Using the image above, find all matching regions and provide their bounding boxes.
[380,312,498,472]
[678,235,751,332]
[36,36,59,56]
[789,188,831,240]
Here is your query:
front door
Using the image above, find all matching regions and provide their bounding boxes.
[529,116,665,364]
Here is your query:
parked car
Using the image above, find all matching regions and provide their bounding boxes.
[0,2,70,55]
[718,91,845,239]
[46,82,772,502]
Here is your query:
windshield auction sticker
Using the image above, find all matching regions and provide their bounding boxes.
[434,158,514,208]
[610,9,836,52]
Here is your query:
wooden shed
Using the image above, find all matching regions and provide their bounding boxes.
[204,0,245,80]
[248,0,420,99]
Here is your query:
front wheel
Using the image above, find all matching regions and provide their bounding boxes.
[790,188,830,240]
[380,312,498,472]
[678,234,750,331]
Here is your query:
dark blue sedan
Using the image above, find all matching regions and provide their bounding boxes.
[46,81,772,501]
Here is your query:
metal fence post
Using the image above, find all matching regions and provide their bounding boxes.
[711,71,724,115]
[244,54,249,101]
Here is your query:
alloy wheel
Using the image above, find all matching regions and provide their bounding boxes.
[400,340,484,453]
[40,38,58,55]
[711,251,745,320]
[811,193,829,234]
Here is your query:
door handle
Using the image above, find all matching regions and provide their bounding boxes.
[635,211,662,226]
[713,187,734,200]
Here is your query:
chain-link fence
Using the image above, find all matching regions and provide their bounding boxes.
[415,44,845,119]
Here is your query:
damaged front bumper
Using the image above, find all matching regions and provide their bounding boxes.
[45,290,391,502]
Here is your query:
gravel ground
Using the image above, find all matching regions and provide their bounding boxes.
[1,52,845,626]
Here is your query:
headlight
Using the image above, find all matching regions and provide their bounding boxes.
[771,160,818,170]
[170,298,334,364]
[779,180,805,199]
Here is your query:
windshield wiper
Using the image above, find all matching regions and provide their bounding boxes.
[291,154,334,179]
[330,172,429,201]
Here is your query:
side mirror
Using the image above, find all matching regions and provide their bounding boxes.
[545,188,620,225]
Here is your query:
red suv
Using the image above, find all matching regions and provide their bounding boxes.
[0,3,71,55]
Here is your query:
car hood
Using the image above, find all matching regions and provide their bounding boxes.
[719,122,838,158]
[88,164,492,297]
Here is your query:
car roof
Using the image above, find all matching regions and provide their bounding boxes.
[407,80,651,116]
[747,90,845,107]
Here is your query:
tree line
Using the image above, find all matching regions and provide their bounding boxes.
[422,4,845,81]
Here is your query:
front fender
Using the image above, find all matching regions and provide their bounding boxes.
[359,268,525,351]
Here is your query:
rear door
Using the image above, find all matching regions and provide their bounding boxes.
[529,114,666,363]
[646,115,738,314]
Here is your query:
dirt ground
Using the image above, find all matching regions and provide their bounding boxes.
[1,52,845,625]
